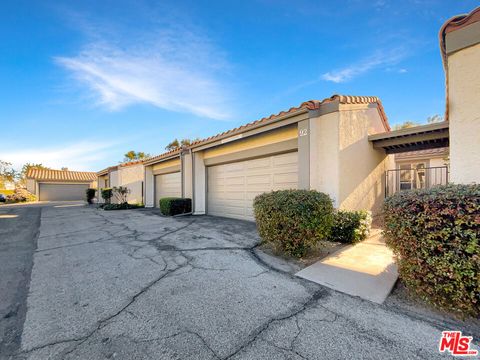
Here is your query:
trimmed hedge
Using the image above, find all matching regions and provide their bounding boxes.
[86,188,96,204]
[103,203,144,210]
[101,188,113,204]
[253,190,334,258]
[159,197,192,216]
[384,184,480,317]
[330,210,372,244]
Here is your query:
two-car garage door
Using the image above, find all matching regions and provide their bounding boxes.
[39,183,90,201]
[207,152,298,221]
[154,172,181,207]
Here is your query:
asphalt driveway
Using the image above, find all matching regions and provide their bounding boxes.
[1,203,461,359]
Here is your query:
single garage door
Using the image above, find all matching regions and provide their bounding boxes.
[154,172,181,207]
[39,183,90,201]
[207,151,298,221]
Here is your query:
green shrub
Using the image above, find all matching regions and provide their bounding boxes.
[159,197,192,216]
[103,203,144,210]
[330,210,372,244]
[384,184,480,317]
[101,188,113,204]
[86,188,96,204]
[253,189,334,258]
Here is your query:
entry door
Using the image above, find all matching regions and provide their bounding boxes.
[154,172,181,207]
[207,151,298,221]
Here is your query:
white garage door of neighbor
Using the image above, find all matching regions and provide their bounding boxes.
[207,151,298,221]
[154,172,182,207]
[39,183,90,201]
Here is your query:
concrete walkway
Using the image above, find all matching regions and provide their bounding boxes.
[296,229,398,304]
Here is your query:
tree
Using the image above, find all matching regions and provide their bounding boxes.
[17,163,50,188]
[392,121,420,131]
[165,138,199,151]
[165,139,180,151]
[0,160,17,189]
[123,151,150,162]
[427,114,444,124]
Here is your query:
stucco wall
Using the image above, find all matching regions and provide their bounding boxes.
[337,107,388,214]
[309,111,340,205]
[118,164,144,204]
[145,167,154,207]
[152,158,181,171]
[183,152,193,199]
[193,152,206,214]
[203,126,298,159]
[26,179,36,194]
[448,42,480,184]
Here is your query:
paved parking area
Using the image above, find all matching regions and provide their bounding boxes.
[1,204,463,359]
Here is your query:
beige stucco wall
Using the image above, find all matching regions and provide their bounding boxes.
[193,152,206,214]
[309,111,340,205]
[308,106,388,214]
[337,107,388,214]
[26,178,36,194]
[152,158,180,171]
[448,42,480,184]
[203,126,298,159]
[183,152,193,199]
[117,164,144,204]
[145,166,154,207]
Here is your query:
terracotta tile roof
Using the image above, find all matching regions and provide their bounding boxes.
[188,94,390,149]
[118,159,144,168]
[395,147,449,160]
[143,148,182,166]
[439,6,480,66]
[27,168,97,182]
[439,7,480,121]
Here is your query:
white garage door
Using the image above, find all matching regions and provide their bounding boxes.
[39,183,89,201]
[154,172,181,207]
[207,151,298,221]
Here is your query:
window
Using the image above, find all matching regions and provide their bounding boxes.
[398,162,427,191]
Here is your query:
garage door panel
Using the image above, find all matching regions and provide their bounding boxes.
[273,152,298,166]
[225,176,245,186]
[207,151,298,221]
[246,157,271,169]
[39,183,89,201]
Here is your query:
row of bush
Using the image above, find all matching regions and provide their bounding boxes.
[384,184,479,317]
[253,190,371,258]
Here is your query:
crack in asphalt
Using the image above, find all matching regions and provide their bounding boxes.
[223,290,326,359]
[19,260,184,357]
[19,209,332,360]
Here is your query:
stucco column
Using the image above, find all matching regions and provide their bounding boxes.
[192,151,206,214]
[297,120,310,189]
[182,151,193,199]
[308,110,340,207]
[144,166,154,207]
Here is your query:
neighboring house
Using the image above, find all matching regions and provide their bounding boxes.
[440,6,480,184]
[385,147,449,196]
[97,160,144,204]
[143,148,185,209]
[26,168,97,201]
[145,95,391,220]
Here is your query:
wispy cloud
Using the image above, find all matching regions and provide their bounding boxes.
[1,140,120,171]
[56,26,233,120]
[321,47,409,83]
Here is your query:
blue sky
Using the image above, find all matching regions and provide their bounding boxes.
[0,0,477,171]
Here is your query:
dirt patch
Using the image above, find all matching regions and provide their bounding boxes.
[258,241,347,270]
